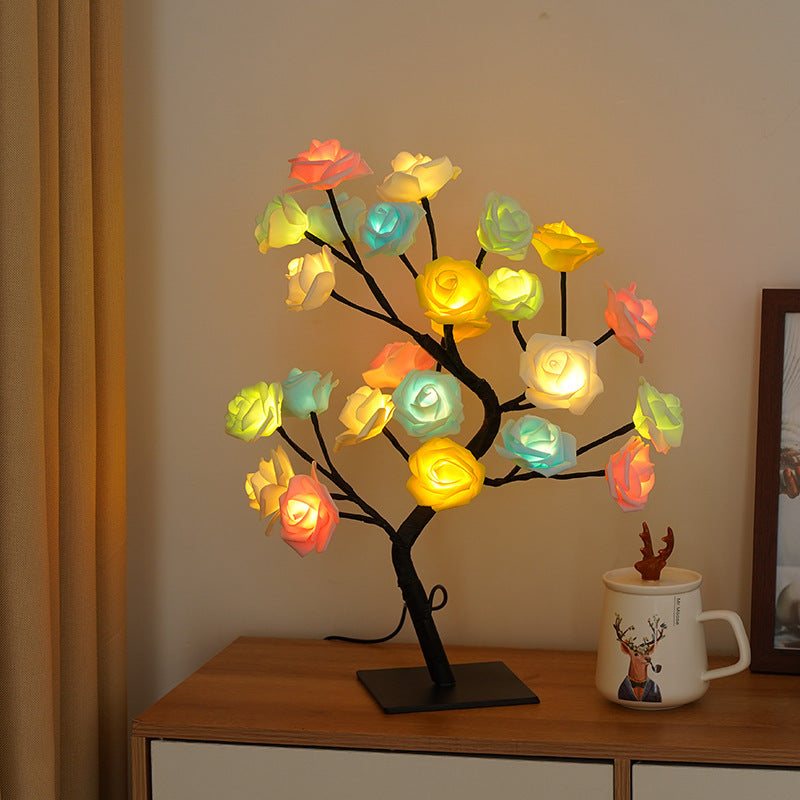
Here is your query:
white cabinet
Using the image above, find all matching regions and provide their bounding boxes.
[633,763,800,798]
[150,741,614,800]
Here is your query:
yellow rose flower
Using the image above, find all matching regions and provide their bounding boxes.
[334,386,395,450]
[416,257,492,339]
[254,194,308,253]
[531,220,604,272]
[285,247,335,311]
[406,437,485,511]
[487,267,544,321]
[377,152,461,203]
[245,446,294,533]
[225,381,283,442]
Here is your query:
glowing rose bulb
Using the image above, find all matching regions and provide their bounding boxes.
[520,333,603,415]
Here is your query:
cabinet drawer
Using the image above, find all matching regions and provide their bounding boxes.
[633,763,800,797]
[151,740,613,800]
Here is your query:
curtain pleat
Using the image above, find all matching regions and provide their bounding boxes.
[0,1,127,798]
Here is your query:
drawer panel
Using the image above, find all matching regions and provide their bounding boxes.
[633,763,800,797]
[151,740,613,800]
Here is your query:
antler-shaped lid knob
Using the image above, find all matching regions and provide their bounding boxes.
[634,521,674,581]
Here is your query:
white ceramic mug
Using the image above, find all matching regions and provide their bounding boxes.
[595,567,750,709]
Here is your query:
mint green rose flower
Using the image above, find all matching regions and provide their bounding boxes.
[225,381,283,442]
[306,193,366,245]
[477,191,533,261]
[254,194,308,253]
[281,368,338,419]
[361,202,426,257]
[633,377,684,454]
[391,370,464,440]
[495,416,577,476]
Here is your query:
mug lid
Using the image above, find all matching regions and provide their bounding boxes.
[602,566,702,595]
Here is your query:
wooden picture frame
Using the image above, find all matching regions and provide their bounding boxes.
[751,288,800,673]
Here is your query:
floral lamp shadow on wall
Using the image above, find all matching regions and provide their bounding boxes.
[225,139,685,713]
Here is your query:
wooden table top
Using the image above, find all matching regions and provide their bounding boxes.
[131,636,800,768]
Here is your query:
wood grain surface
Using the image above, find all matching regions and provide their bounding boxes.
[132,636,800,768]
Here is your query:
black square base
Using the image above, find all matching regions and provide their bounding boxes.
[356,661,539,714]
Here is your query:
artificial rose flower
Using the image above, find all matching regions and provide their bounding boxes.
[278,463,339,556]
[392,370,464,441]
[286,139,372,194]
[281,368,338,419]
[362,342,436,389]
[361,202,426,258]
[285,247,335,311]
[488,267,544,321]
[604,282,658,362]
[406,437,485,511]
[519,333,604,415]
[245,446,294,533]
[334,386,395,450]
[377,151,461,203]
[225,381,283,442]
[306,193,366,245]
[476,192,533,261]
[495,416,577,477]
[254,194,309,253]
[633,377,684,454]
[416,257,492,339]
[605,436,655,512]
[531,220,604,272]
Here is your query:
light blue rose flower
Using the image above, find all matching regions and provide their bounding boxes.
[361,202,426,258]
[281,368,339,419]
[306,193,366,245]
[391,370,464,440]
[495,416,577,476]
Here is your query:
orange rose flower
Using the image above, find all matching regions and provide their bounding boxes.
[286,139,372,193]
[362,342,436,389]
[604,282,658,362]
[278,464,339,556]
[605,436,655,512]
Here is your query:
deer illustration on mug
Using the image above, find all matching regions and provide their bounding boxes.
[613,613,667,702]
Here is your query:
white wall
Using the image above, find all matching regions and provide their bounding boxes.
[124,0,800,716]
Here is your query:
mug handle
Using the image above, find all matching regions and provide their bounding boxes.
[698,609,751,681]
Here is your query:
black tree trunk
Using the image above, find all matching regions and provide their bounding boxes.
[391,540,455,687]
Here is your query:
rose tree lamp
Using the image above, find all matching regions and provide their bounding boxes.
[226,140,684,712]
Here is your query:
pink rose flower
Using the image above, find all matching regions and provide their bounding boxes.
[604,282,658,363]
[362,342,436,389]
[278,464,339,556]
[286,139,372,194]
[605,436,655,512]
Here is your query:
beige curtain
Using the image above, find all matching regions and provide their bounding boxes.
[0,1,127,798]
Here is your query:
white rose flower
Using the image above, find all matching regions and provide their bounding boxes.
[285,247,335,311]
[519,333,603,415]
[377,151,461,202]
[334,386,395,450]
